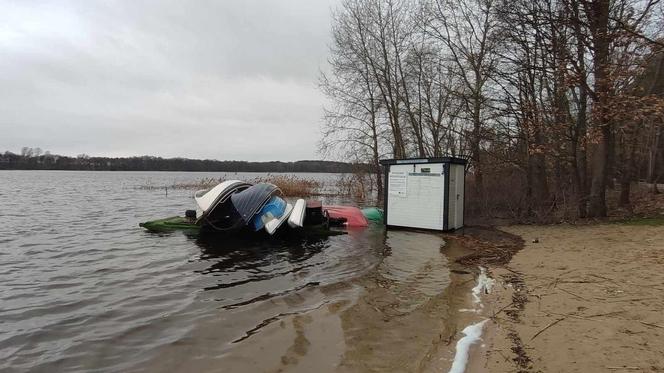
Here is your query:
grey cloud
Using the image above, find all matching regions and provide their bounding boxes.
[0,0,337,161]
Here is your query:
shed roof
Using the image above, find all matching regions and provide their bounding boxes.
[379,157,467,165]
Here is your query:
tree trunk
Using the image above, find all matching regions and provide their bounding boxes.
[570,0,589,217]
[606,127,616,190]
[373,134,383,198]
[472,96,483,199]
[531,153,549,203]
[576,109,589,217]
[375,161,383,199]
[618,132,632,207]
[392,121,406,158]
[589,125,610,217]
[648,123,661,193]
[530,123,550,205]
[586,0,611,218]
[619,181,630,206]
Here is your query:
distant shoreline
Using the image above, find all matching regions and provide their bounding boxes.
[1,151,365,173]
[0,169,349,173]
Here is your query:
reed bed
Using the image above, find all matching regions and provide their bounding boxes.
[136,177,222,191]
[137,175,325,197]
[334,173,379,201]
[249,175,322,197]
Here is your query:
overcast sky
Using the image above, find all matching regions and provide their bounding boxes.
[0,0,338,161]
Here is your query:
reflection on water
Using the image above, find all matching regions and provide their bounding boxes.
[0,171,385,372]
[380,231,449,312]
[193,234,340,310]
[0,171,459,373]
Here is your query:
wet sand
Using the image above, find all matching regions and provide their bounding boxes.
[134,230,488,373]
[337,235,479,373]
[472,224,664,372]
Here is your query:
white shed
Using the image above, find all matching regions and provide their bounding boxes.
[380,157,467,231]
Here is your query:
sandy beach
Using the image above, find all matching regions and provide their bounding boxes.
[469,223,664,373]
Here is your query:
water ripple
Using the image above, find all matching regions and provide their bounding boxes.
[0,170,381,372]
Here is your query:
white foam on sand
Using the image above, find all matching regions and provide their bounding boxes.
[448,267,495,372]
[448,319,489,373]
[471,267,495,305]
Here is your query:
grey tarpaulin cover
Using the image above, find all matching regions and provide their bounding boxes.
[230,183,281,224]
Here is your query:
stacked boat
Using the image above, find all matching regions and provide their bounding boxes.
[139,180,383,236]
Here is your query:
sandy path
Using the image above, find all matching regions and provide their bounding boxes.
[474,224,664,373]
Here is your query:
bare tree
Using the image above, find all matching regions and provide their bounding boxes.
[344,0,412,158]
[322,0,664,220]
[320,0,392,195]
[427,0,502,198]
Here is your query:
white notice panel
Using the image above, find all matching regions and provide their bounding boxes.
[387,164,445,230]
[388,171,408,196]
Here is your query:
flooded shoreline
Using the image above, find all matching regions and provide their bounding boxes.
[134,232,484,373]
[1,171,489,373]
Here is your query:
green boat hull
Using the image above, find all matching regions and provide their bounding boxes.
[139,216,346,237]
[361,207,384,222]
[139,216,201,234]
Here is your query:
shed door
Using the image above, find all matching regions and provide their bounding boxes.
[387,163,445,230]
[448,165,457,228]
[447,164,465,229]
[454,164,465,227]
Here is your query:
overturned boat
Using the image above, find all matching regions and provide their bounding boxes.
[139,180,383,236]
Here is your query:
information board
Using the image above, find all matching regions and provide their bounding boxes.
[388,171,408,197]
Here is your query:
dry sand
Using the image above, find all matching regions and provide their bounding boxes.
[471,224,664,373]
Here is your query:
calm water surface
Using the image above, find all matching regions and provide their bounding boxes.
[0,171,454,372]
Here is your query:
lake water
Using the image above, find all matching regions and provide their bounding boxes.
[0,171,464,372]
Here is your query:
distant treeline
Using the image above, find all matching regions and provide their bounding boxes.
[0,149,360,173]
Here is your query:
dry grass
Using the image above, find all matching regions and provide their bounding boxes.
[250,175,322,197]
[137,177,222,191]
[173,177,224,190]
[335,172,379,202]
[137,175,324,197]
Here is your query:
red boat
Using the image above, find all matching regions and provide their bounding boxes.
[324,205,369,227]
